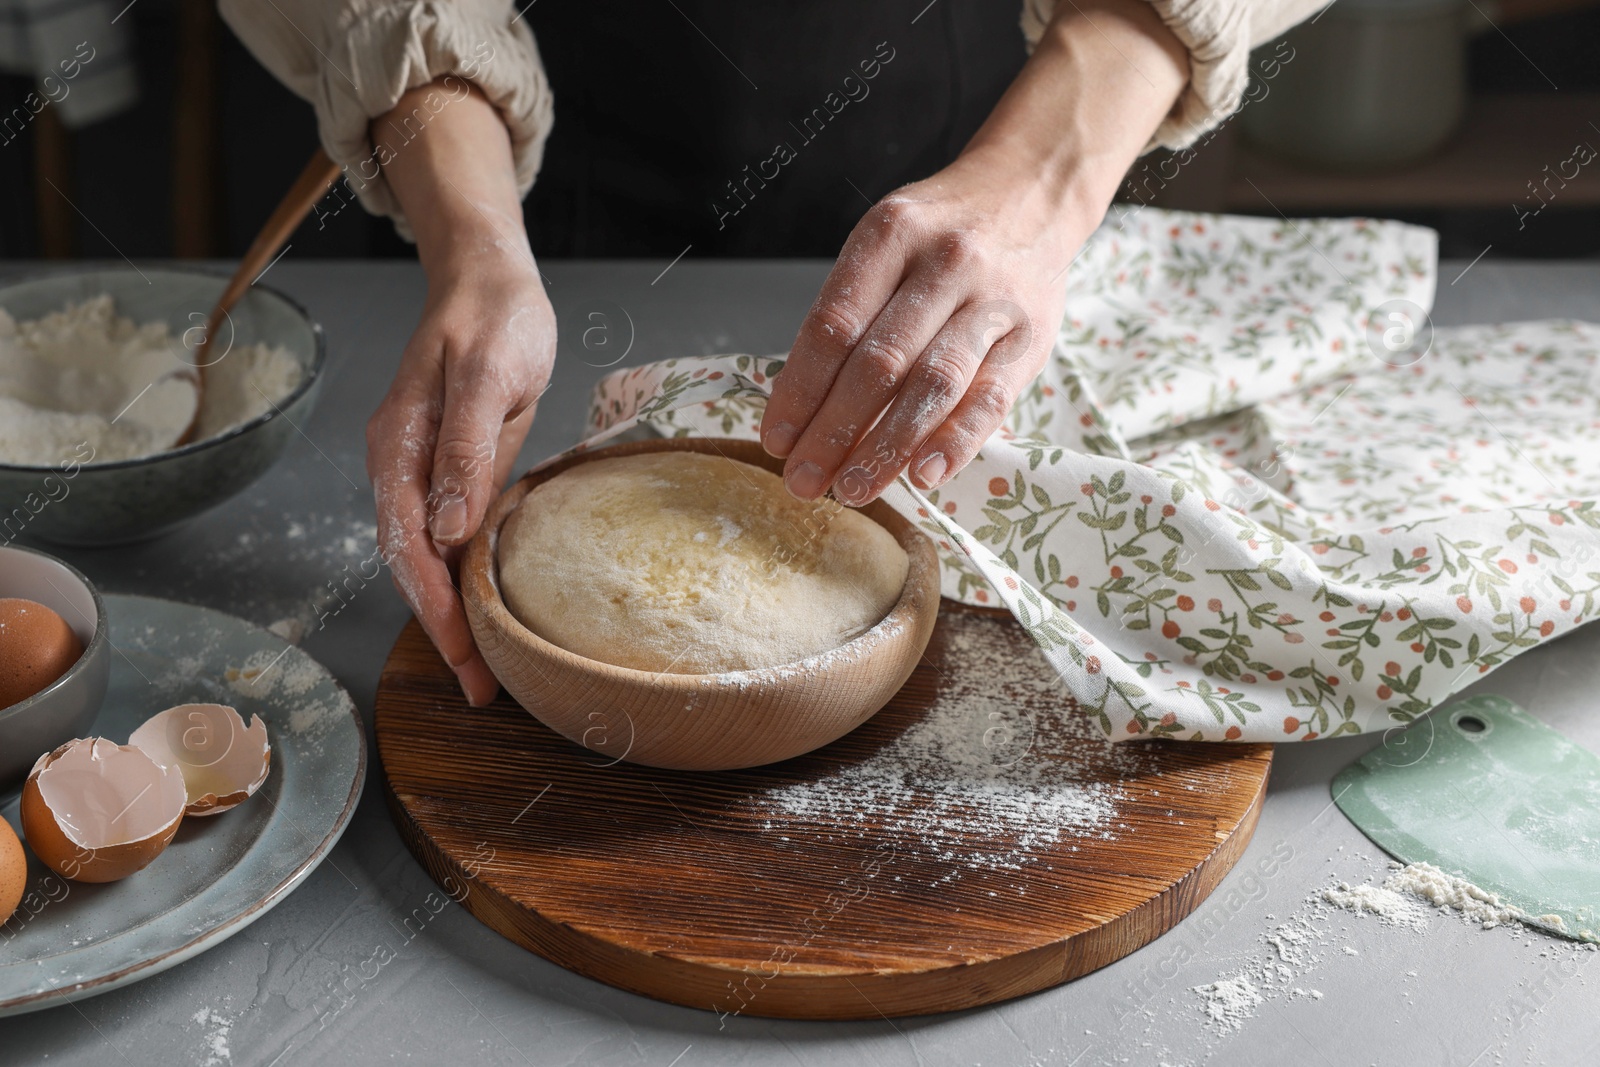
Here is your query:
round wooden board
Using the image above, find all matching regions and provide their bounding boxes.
[375,603,1274,1020]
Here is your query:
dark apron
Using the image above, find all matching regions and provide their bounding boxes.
[522,1,1026,257]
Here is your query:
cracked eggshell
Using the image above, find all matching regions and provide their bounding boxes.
[128,703,270,816]
[20,738,187,883]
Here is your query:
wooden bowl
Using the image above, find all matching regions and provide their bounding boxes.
[461,438,941,770]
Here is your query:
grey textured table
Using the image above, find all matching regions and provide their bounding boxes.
[4,258,1598,1066]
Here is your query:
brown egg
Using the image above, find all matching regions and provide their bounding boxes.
[0,598,85,709]
[0,815,24,923]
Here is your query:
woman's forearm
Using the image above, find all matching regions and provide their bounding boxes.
[370,79,533,277]
[960,0,1188,241]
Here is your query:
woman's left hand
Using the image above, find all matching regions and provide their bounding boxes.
[759,0,1189,505]
[758,155,1082,506]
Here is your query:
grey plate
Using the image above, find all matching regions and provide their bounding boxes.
[0,594,366,1016]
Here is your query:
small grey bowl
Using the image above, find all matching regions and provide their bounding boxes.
[0,543,109,793]
[0,267,325,546]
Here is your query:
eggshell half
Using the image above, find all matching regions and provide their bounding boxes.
[20,738,186,883]
[129,703,271,816]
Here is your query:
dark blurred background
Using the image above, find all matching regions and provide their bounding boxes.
[0,0,1597,264]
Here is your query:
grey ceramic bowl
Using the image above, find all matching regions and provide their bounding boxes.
[0,543,109,793]
[0,267,325,545]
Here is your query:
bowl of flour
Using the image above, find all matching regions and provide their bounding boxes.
[0,267,324,545]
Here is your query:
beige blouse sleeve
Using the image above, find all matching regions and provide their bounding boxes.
[219,0,553,240]
[1021,0,1324,151]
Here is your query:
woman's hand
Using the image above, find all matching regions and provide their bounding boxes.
[366,258,553,707]
[759,159,1079,506]
[367,78,552,705]
[760,0,1188,504]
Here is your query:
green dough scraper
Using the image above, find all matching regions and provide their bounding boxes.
[1332,694,1600,942]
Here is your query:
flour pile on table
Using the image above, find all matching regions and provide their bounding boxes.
[580,207,1600,743]
[1191,974,1263,1034]
[0,295,300,465]
[1319,878,1433,931]
[1189,856,1597,1039]
[1324,860,1525,930]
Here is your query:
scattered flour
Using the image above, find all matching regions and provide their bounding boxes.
[1320,880,1433,932]
[1192,974,1262,1033]
[226,647,324,702]
[1324,861,1523,931]
[190,1005,232,1066]
[1263,911,1325,972]
[1386,861,1525,929]
[195,515,380,645]
[756,612,1148,872]
[1177,849,1599,1052]
[121,606,345,760]
[223,645,339,745]
[0,295,301,465]
[287,700,336,737]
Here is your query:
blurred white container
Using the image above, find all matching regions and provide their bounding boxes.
[1241,0,1469,172]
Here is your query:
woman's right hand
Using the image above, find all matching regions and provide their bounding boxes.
[365,254,554,707]
[366,78,554,705]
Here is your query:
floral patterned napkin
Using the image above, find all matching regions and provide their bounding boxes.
[575,208,1600,743]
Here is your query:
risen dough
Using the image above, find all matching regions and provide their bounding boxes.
[497,452,909,673]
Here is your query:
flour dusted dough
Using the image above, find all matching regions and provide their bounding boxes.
[497,452,909,673]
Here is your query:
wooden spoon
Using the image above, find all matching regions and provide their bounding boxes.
[177,147,342,446]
